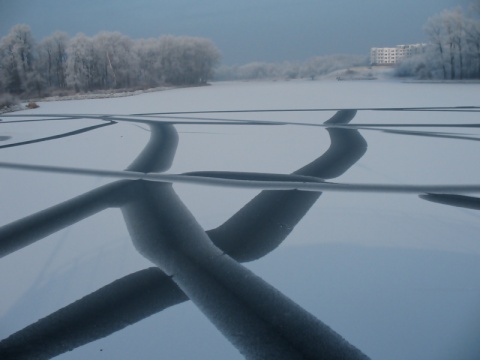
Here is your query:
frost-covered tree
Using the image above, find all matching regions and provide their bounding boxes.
[464,16,480,77]
[424,11,451,79]
[37,32,69,89]
[395,52,432,79]
[471,0,480,15]
[134,38,163,87]
[93,32,138,89]
[187,37,222,84]
[63,33,220,91]
[65,33,101,91]
[158,36,220,85]
[235,62,282,80]
[414,5,480,80]
[443,9,466,79]
[0,24,36,94]
[301,54,367,80]
[1,26,221,95]
[214,55,367,81]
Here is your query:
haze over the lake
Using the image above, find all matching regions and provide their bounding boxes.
[0,0,470,64]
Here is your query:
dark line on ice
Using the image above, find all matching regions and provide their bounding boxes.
[131,106,480,116]
[0,121,116,150]
[0,117,83,124]
[362,128,480,142]
[1,161,479,194]
[0,268,188,360]
[420,193,480,210]
[9,116,480,131]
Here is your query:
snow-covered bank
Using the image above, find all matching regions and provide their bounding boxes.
[26,85,183,103]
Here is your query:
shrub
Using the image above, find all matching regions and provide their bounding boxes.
[26,101,39,109]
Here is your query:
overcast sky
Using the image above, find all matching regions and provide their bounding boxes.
[0,0,470,64]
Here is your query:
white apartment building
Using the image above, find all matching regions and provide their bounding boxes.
[370,44,426,65]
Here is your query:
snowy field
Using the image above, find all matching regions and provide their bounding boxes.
[1,79,480,359]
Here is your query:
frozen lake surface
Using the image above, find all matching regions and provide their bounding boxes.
[1,80,480,359]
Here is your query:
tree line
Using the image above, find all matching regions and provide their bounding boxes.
[0,25,221,97]
[214,54,368,81]
[396,1,480,80]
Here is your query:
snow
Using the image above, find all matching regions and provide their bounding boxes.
[1,79,480,359]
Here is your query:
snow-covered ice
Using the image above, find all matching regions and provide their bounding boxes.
[1,79,480,359]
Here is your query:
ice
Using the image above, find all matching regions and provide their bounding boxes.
[1,79,480,359]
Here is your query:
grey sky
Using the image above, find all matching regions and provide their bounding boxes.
[0,0,470,64]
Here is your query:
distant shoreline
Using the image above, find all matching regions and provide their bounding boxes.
[0,84,205,114]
